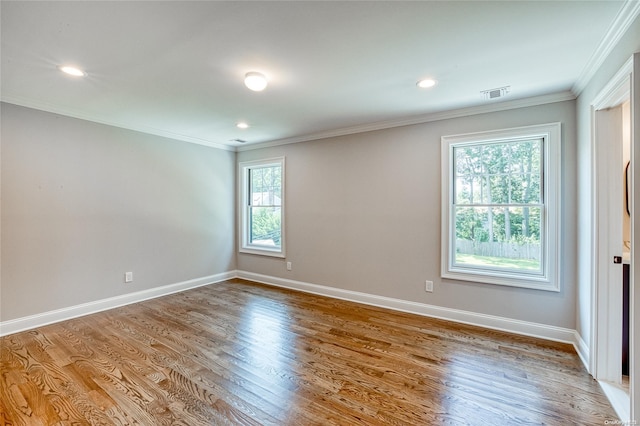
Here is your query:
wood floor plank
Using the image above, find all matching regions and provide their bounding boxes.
[1,279,619,425]
[101,310,287,424]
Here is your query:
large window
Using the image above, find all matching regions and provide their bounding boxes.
[441,123,560,291]
[239,158,285,257]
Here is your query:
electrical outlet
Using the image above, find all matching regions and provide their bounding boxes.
[286,261,292,271]
[425,280,433,292]
[125,272,133,283]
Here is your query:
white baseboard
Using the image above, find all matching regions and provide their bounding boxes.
[237,270,584,350]
[599,381,630,423]
[573,331,591,371]
[0,271,236,336]
[1,269,591,371]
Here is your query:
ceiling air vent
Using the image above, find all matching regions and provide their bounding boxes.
[230,138,247,144]
[481,86,510,100]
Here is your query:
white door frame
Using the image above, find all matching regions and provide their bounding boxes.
[590,56,633,417]
[630,51,639,423]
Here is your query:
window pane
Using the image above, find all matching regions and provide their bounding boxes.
[454,139,542,206]
[250,206,281,247]
[509,173,541,203]
[483,144,509,175]
[455,175,491,204]
[453,206,542,274]
[455,146,481,176]
[251,165,281,206]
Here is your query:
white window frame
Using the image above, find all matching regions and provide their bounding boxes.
[239,157,286,258]
[441,123,561,291]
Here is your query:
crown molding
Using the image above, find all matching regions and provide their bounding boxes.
[4,90,575,154]
[237,91,576,152]
[1,95,236,152]
[5,90,576,154]
[572,0,640,96]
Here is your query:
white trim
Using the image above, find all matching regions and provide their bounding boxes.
[237,92,575,152]
[0,271,235,337]
[574,331,591,372]
[4,90,574,154]
[599,381,631,424]
[2,269,587,367]
[573,0,640,95]
[590,58,633,384]
[440,123,562,291]
[236,270,578,346]
[590,100,599,377]
[592,57,634,110]
[630,51,639,424]
[238,157,286,258]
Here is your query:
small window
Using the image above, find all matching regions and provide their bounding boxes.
[239,158,285,257]
[441,123,560,291]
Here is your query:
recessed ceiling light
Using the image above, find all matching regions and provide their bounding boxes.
[59,65,86,77]
[416,78,437,89]
[244,72,267,91]
[236,122,249,129]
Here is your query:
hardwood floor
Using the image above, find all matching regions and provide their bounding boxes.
[1,279,617,425]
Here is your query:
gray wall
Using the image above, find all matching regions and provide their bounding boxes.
[238,100,577,329]
[1,103,236,322]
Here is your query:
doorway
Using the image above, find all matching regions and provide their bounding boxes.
[591,57,633,421]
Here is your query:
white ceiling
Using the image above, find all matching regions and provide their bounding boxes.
[0,1,633,149]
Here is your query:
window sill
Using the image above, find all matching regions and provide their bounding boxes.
[442,269,559,292]
[239,247,286,258]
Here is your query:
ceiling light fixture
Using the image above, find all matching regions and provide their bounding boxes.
[59,65,86,77]
[416,78,437,89]
[236,122,249,129]
[244,72,267,91]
